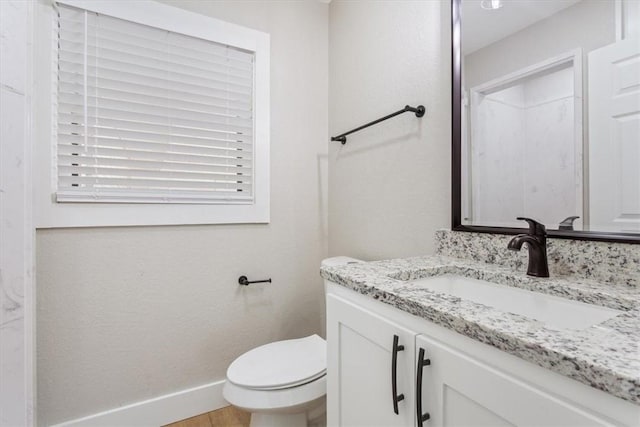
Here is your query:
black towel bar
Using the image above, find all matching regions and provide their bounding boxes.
[331,104,425,144]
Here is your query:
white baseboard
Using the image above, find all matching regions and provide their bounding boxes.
[51,379,228,427]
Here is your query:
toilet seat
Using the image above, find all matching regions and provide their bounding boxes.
[223,335,327,414]
[223,375,326,413]
[226,335,326,390]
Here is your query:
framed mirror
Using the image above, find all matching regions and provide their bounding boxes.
[451,0,640,243]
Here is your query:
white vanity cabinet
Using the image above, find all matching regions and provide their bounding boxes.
[326,293,417,426]
[417,334,615,426]
[326,284,640,427]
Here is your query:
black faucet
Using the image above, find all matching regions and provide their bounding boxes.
[507,217,549,278]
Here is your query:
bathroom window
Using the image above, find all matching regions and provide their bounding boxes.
[35,0,270,227]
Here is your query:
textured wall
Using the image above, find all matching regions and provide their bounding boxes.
[36,1,329,424]
[328,0,451,261]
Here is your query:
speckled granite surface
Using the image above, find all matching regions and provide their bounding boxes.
[320,255,640,404]
[435,229,640,287]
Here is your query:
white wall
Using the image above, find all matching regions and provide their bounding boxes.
[35,1,329,425]
[328,0,451,260]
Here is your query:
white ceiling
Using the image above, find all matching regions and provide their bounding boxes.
[462,0,582,55]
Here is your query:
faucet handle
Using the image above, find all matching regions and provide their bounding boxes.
[516,217,547,237]
[559,216,580,231]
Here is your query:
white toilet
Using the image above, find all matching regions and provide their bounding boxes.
[223,257,362,427]
[223,335,327,427]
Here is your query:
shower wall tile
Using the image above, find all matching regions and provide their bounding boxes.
[0,1,34,426]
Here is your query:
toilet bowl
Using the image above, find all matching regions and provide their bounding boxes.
[223,335,327,427]
[223,257,363,427]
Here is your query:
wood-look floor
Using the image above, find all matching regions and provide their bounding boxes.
[164,406,250,427]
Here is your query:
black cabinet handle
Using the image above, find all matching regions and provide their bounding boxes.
[416,347,431,425]
[391,334,405,415]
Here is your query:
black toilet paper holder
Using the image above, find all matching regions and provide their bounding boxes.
[238,276,272,286]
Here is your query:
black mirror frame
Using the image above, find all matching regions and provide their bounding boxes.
[450,0,639,244]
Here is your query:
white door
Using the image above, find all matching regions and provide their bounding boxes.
[588,38,640,232]
[416,334,615,426]
[326,294,416,427]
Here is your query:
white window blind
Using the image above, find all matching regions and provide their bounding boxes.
[56,4,255,203]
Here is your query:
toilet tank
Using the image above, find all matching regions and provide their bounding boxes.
[321,256,363,268]
[320,257,363,337]
[321,257,363,292]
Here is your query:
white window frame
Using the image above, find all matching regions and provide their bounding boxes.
[34,0,270,228]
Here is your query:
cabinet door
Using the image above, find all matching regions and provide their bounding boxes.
[327,294,416,427]
[416,335,616,427]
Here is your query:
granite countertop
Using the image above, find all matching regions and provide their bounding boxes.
[320,255,640,405]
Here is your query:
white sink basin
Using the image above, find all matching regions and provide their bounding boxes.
[408,274,622,330]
